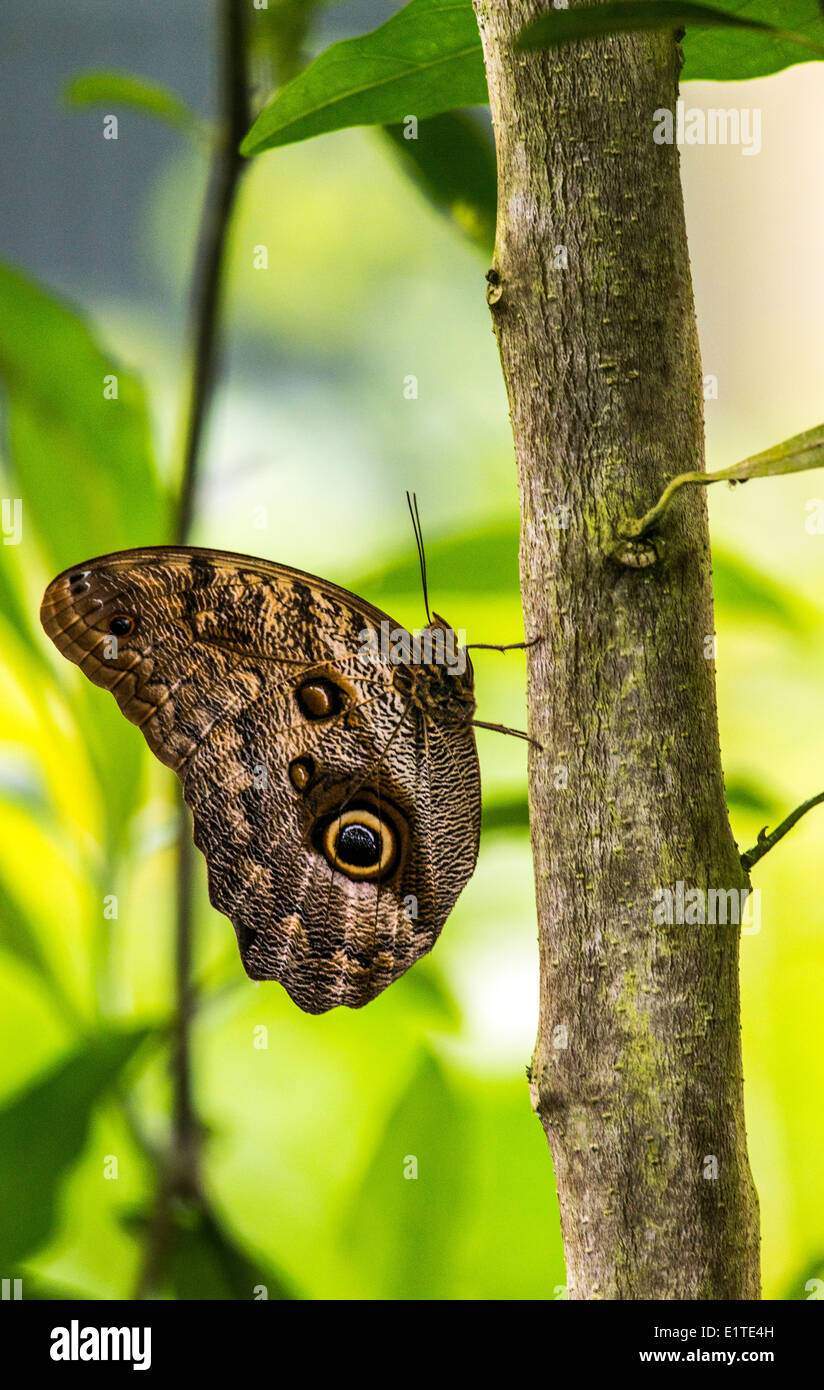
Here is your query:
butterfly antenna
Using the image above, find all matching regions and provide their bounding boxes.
[406,490,432,624]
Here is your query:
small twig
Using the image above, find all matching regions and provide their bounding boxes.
[740,790,824,873]
[616,421,824,545]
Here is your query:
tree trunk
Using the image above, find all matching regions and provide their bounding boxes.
[472,2,761,1299]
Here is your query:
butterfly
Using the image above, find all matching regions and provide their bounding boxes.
[39,502,533,1013]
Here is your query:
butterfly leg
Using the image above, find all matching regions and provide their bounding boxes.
[466,636,542,653]
[472,719,542,750]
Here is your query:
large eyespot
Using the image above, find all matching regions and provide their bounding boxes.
[108,614,134,636]
[320,807,399,882]
[296,676,344,721]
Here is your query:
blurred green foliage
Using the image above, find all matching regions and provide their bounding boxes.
[65,71,205,138]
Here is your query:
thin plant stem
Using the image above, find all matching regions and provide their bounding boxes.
[135,0,250,1299]
[176,0,250,545]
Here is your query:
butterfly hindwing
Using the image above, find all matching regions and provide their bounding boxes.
[40,546,481,1012]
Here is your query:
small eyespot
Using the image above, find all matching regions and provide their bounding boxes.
[288,755,315,793]
[108,614,134,636]
[296,677,344,721]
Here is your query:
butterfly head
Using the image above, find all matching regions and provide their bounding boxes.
[391,611,475,725]
[423,611,473,682]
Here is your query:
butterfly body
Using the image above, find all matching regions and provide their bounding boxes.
[40,547,481,1013]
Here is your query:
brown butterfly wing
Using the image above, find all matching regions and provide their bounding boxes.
[40,547,481,1012]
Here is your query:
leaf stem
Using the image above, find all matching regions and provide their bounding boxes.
[616,421,824,545]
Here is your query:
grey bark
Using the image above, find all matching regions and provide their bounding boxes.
[472,2,761,1299]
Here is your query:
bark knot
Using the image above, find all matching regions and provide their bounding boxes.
[485,267,503,306]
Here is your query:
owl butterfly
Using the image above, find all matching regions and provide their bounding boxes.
[40,500,532,1014]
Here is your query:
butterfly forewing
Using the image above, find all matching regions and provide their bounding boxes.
[40,546,481,1012]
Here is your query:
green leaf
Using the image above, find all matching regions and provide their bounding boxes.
[382,111,496,254]
[0,263,168,570]
[727,419,824,483]
[684,1,824,80]
[241,0,488,156]
[0,867,60,995]
[124,1201,294,1300]
[65,71,203,138]
[343,1049,470,1298]
[0,1029,150,1264]
[0,270,159,861]
[166,1206,293,1300]
[517,2,824,72]
[0,853,86,1029]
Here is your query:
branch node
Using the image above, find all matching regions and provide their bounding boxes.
[485,267,503,306]
[740,792,824,872]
